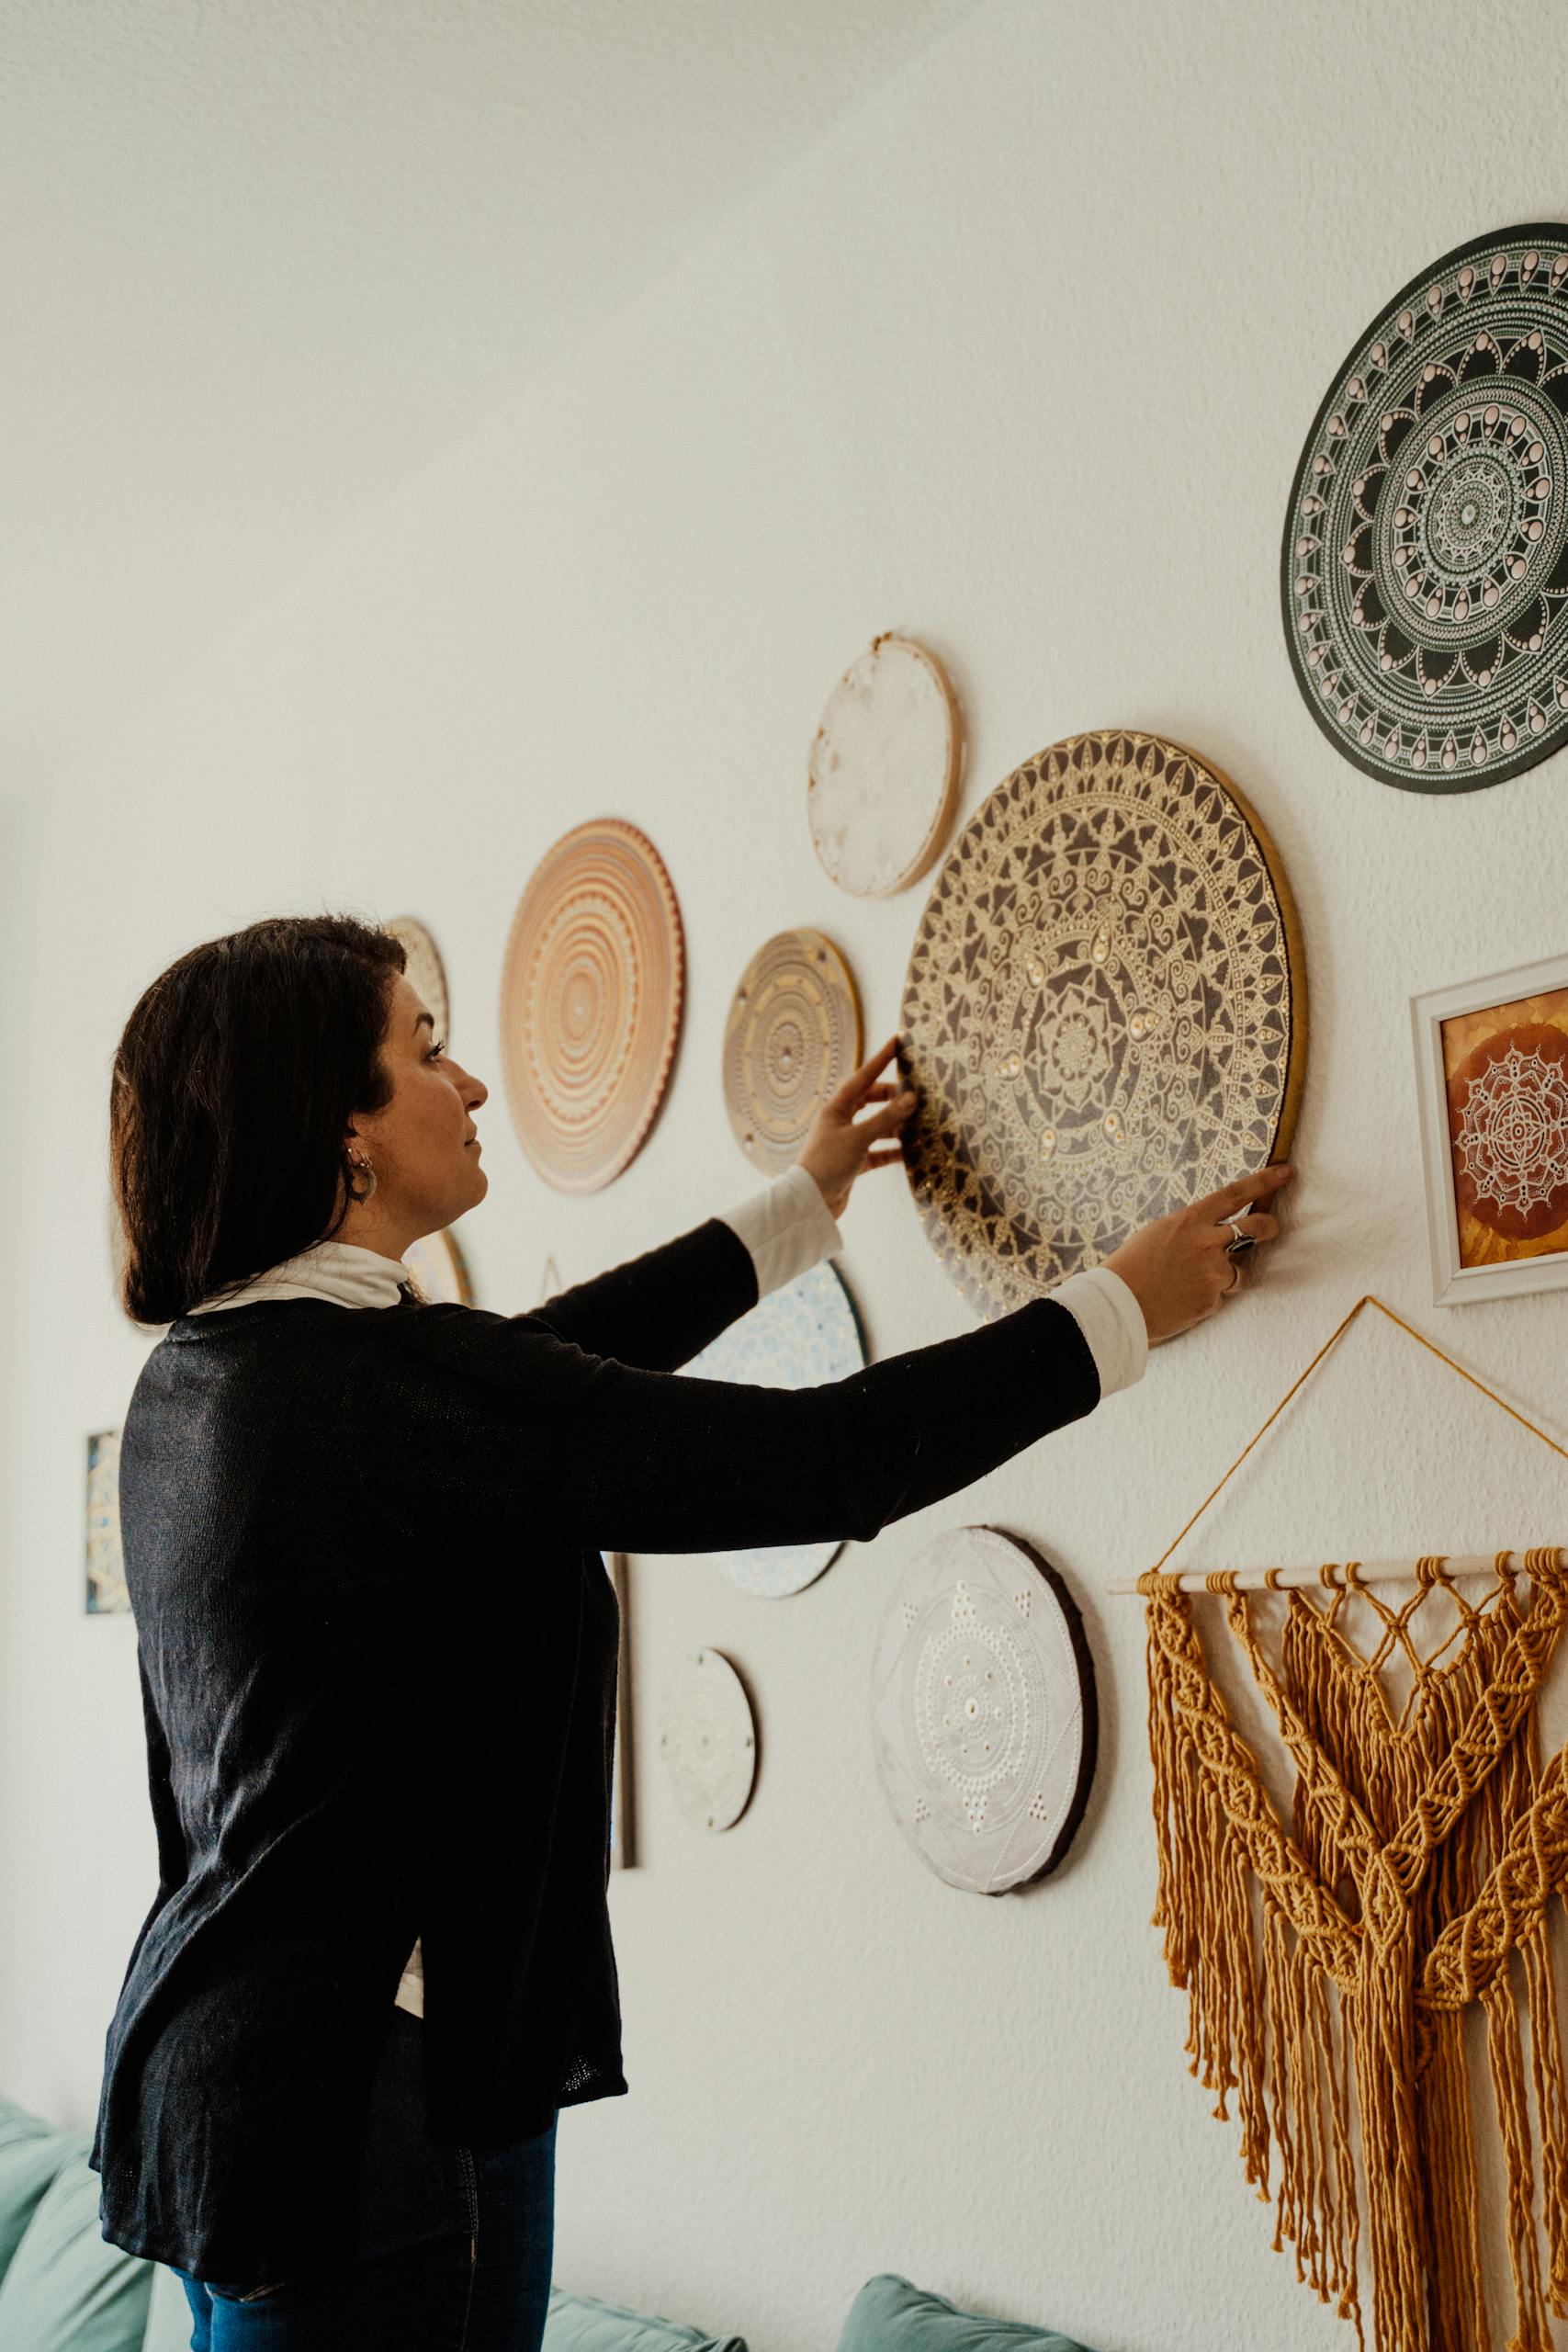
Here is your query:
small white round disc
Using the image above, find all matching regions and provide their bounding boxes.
[402,1227,472,1306]
[808,635,960,898]
[387,915,450,1046]
[658,1649,757,1832]
[871,1527,1097,1894]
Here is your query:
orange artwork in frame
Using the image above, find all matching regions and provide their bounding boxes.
[1442,983,1568,1268]
[1413,954,1568,1305]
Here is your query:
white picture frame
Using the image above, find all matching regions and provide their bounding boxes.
[1411,949,1568,1306]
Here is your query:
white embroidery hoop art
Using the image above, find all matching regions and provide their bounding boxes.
[871,1526,1098,1894]
[808,635,961,898]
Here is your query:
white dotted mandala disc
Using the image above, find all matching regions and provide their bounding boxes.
[1283,222,1568,791]
[658,1649,756,1832]
[871,1527,1097,1894]
[899,729,1305,1318]
[808,634,961,896]
[683,1262,864,1597]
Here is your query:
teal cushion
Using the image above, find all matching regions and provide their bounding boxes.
[835,2275,1098,2352]
[143,2261,195,2351]
[546,2284,749,2352]
[0,2091,76,2285]
[0,2135,153,2352]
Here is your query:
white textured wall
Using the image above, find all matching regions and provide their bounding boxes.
[7,4,1568,2346]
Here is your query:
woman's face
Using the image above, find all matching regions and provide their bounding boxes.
[346,974,490,1250]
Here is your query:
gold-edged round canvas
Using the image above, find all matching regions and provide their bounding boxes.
[899,729,1305,1318]
[722,929,862,1174]
[500,818,685,1194]
[388,915,450,1045]
[403,1227,473,1306]
[808,635,961,898]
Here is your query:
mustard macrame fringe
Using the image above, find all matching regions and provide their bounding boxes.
[1140,1549,1568,2352]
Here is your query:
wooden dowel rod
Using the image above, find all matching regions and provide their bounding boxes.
[1106,1550,1564,1597]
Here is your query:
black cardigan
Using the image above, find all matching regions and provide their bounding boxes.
[91,1216,1100,2283]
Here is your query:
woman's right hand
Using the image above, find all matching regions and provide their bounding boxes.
[1104,1161,1294,1344]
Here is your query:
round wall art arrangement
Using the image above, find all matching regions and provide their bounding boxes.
[499,818,684,1193]
[683,1261,864,1596]
[722,928,862,1173]
[1283,221,1568,793]
[899,729,1305,1319]
[657,1648,757,1833]
[387,914,450,1044]
[807,634,962,897]
[402,1227,472,1306]
[870,1526,1097,1894]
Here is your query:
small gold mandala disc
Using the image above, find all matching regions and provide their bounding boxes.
[723,929,862,1173]
[898,729,1306,1318]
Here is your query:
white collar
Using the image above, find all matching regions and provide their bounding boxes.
[187,1238,409,1316]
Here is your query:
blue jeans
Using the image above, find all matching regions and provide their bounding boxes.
[176,2012,558,2351]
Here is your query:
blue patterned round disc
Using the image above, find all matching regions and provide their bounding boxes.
[684,1260,864,1597]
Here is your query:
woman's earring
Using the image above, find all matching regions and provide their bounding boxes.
[347,1148,377,1203]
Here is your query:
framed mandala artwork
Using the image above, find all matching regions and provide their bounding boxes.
[1283,222,1568,793]
[1412,952,1568,1305]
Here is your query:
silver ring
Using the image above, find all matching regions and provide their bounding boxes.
[1224,1213,1254,1261]
[1223,1258,1244,1294]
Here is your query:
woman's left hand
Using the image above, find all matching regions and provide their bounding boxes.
[796,1035,917,1219]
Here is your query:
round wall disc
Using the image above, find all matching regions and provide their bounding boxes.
[723,929,862,1174]
[658,1648,756,1831]
[402,1227,472,1305]
[388,915,450,1045]
[683,1261,864,1597]
[1283,222,1568,792]
[899,729,1305,1319]
[808,634,961,897]
[500,819,684,1193]
[871,1527,1097,1894]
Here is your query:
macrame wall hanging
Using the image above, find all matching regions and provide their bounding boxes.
[1113,1296,1568,2352]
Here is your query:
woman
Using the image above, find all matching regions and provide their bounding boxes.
[93,914,1290,2350]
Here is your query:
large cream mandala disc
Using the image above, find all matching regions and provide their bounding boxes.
[658,1649,757,1832]
[500,819,684,1193]
[871,1527,1097,1894]
[722,929,862,1174]
[899,730,1306,1319]
[808,635,961,897]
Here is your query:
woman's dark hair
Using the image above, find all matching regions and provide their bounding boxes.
[111,914,408,1325]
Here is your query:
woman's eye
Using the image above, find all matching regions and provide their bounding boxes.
[428,1037,446,1061]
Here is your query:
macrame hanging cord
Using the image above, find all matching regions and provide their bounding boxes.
[1134,1295,1568,2352]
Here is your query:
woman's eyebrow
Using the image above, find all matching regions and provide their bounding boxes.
[412,1011,434,1035]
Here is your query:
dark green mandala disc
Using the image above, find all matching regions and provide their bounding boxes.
[1282,223,1568,793]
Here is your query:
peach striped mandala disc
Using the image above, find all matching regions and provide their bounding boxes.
[500,819,684,1193]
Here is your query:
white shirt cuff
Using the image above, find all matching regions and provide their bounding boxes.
[718,1165,841,1299]
[1050,1265,1148,1397]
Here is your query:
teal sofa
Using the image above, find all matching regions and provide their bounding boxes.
[0,2091,188,2350]
[0,2093,1098,2352]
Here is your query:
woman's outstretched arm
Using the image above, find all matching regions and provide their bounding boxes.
[521,1040,913,1371]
